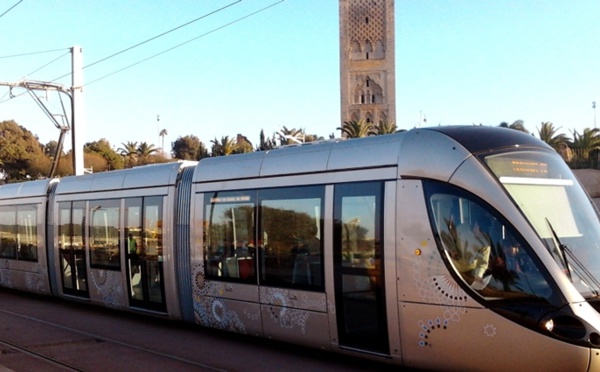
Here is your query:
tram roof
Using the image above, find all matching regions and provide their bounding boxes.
[54,161,196,194]
[192,131,409,183]
[429,125,553,153]
[0,178,56,199]
[192,125,552,184]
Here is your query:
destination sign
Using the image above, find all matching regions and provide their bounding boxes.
[210,195,251,203]
[486,156,550,178]
[508,160,549,175]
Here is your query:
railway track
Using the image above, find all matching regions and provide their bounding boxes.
[0,337,84,372]
[0,304,225,371]
[0,340,84,371]
[0,290,399,372]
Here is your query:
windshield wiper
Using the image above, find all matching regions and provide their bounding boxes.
[546,219,600,297]
[566,250,600,298]
[546,219,572,281]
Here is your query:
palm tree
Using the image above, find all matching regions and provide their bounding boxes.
[118,141,138,167]
[136,142,158,164]
[159,129,168,157]
[537,122,572,161]
[303,133,325,143]
[376,120,397,135]
[570,128,600,160]
[338,119,376,138]
[499,120,529,134]
[233,134,253,154]
[211,136,238,156]
[537,122,570,150]
[277,126,304,145]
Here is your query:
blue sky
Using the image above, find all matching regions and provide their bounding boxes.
[1,0,599,153]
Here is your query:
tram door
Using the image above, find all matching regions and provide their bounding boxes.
[125,197,166,311]
[58,201,89,297]
[333,182,389,354]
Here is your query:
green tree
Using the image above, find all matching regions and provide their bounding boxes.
[376,120,398,135]
[118,141,138,168]
[570,128,600,160]
[159,128,168,157]
[44,140,63,158]
[537,122,570,151]
[197,142,209,160]
[28,151,53,179]
[85,138,123,171]
[49,150,122,176]
[0,120,48,181]
[277,126,304,145]
[257,129,276,151]
[303,133,325,143]
[499,120,529,134]
[136,142,159,165]
[232,134,253,154]
[43,139,64,178]
[338,119,376,138]
[83,152,109,173]
[172,135,207,160]
[211,136,238,156]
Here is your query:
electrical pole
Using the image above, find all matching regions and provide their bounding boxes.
[0,45,85,176]
[157,114,160,152]
[71,46,85,176]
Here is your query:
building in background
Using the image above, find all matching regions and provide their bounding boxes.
[339,0,396,130]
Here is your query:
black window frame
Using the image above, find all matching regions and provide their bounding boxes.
[422,179,565,307]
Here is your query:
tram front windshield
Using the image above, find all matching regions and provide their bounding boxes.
[484,149,600,299]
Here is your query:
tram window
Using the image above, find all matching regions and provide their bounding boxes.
[72,203,85,252]
[143,197,164,260]
[0,205,38,261]
[260,186,324,290]
[89,199,120,270]
[339,194,379,270]
[0,206,17,259]
[58,201,88,293]
[17,205,37,261]
[204,191,256,282]
[125,198,142,258]
[425,182,556,301]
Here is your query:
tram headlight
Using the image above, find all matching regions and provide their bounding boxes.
[540,315,588,342]
[543,319,554,332]
[496,304,600,347]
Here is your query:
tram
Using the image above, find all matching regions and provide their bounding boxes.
[0,125,599,370]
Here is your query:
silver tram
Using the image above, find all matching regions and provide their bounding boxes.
[0,126,599,370]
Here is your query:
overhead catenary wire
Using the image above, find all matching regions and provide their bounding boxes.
[1,1,285,102]
[52,0,243,82]
[86,0,285,86]
[26,50,71,78]
[0,48,70,59]
[0,2,242,104]
[0,0,22,20]
[0,83,29,103]
[0,49,71,104]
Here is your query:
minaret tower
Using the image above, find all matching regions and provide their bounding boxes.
[339,0,395,129]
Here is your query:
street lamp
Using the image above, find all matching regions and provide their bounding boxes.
[157,114,160,146]
[593,102,596,129]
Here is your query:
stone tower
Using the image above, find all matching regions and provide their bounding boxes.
[339,0,395,129]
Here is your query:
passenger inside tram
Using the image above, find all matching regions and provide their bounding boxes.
[495,240,527,273]
[453,215,492,289]
[431,192,553,300]
[128,233,140,274]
